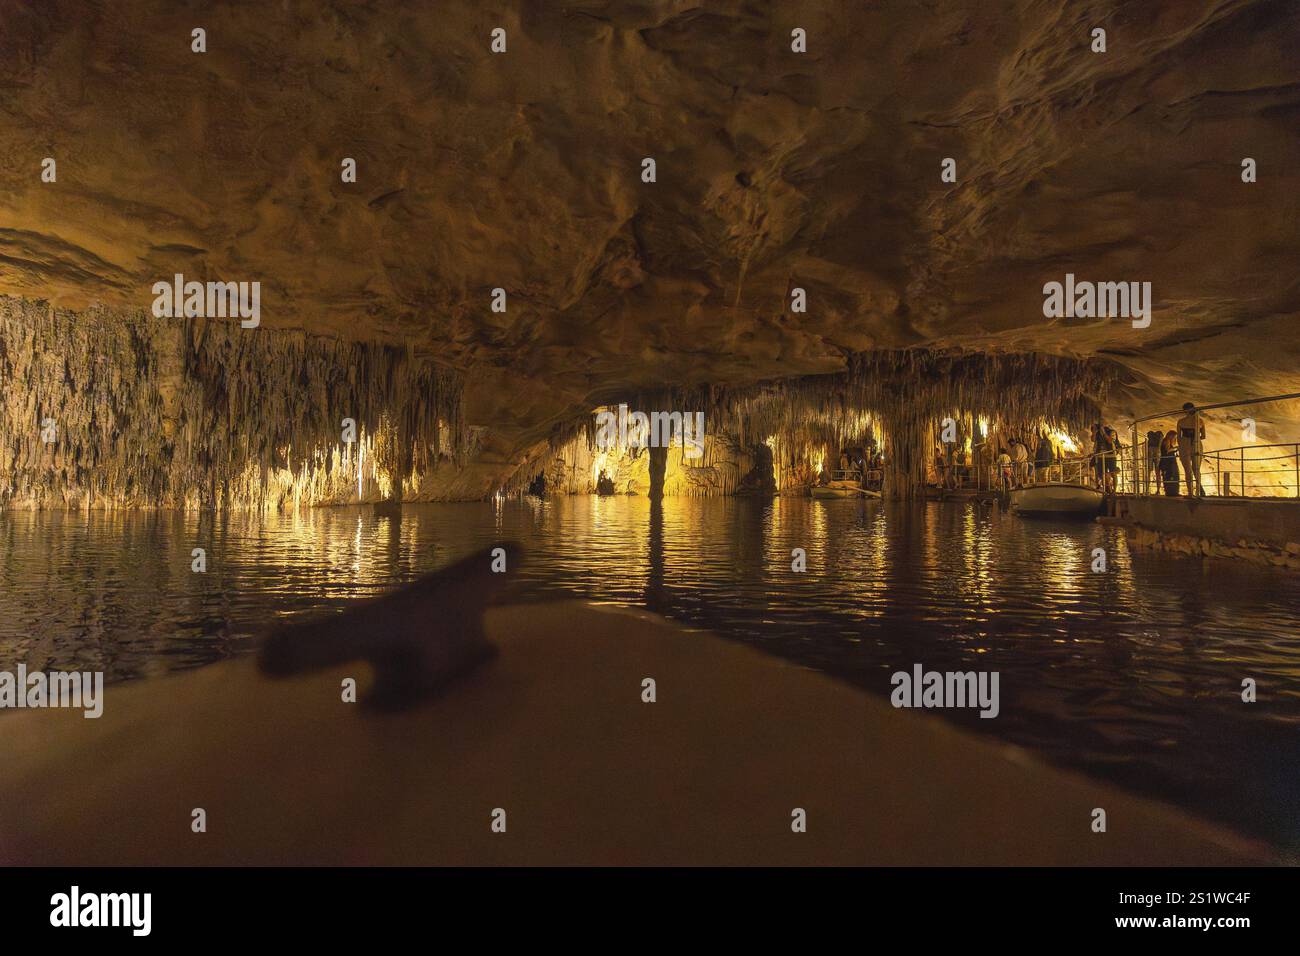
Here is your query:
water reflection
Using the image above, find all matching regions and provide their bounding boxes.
[1,498,1298,848]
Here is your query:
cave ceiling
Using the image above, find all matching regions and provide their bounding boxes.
[1,0,1298,450]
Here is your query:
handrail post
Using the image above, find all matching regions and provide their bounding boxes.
[1131,423,1139,495]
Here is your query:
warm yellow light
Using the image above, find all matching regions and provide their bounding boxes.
[1049,428,1080,454]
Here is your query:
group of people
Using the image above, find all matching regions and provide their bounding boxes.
[993,432,1057,490]
[933,445,976,489]
[831,440,884,488]
[934,432,1058,491]
[1142,402,1205,496]
[1095,402,1206,496]
[929,402,1209,496]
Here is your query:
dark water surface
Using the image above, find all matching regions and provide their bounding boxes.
[2,497,1298,850]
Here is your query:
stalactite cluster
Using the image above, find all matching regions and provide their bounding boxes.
[3,289,1115,508]
[517,349,1115,498]
[0,297,463,510]
[837,350,1114,497]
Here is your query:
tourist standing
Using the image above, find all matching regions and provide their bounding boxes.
[1102,426,1121,493]
[1010,437,1030,487]
[1091,425,1118,493]
[934,448,951,490]
[1159,431,1181,496]
[997,450,1013,490]
[1145,430,1162,494]
[1035,432,1054,482]
[1176,402,1205,496]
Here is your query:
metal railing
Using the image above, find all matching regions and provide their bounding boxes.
[1125,393,1300,500]
[1201,444,1300,498]
[937,451,1099,492]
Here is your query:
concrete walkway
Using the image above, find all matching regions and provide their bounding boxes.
[1116,495,1300,566]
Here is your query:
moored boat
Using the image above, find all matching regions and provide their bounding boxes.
[812,480,869,499]
[1010,482,1103,517]
[811,470,881,499]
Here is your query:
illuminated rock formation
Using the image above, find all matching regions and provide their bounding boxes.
[0,297,464,509]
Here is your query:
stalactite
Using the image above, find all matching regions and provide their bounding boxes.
[0,297,465,510]
[512,348,1117,499]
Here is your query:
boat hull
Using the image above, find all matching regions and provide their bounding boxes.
[1010,483,1102,517]
[0,599,1266,865]
[811,483,880,499]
